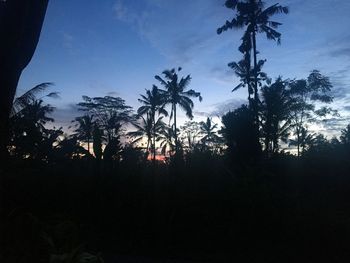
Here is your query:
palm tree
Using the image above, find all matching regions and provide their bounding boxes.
[155,68,202,154]
[73,115,94,153]
[11,82,56,117]
[199,117,221,150]
[157,125,177,157]
[128,114,153,156]
[137,85,168,162]
[218,0,288,110]
[261,78,292,155]
[229,53,269,105]
[10,99,55,159]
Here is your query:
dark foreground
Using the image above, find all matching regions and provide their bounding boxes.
[1,155,350,263]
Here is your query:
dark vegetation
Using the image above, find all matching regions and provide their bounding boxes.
[1,0,350,262]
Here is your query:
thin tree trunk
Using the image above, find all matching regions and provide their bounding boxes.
[146,138,150,160]
[297,129,300,157]
[173,103,177,154]
[152,115,156,164]
[252,27,259,121]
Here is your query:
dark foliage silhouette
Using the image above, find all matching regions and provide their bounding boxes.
[221,105,261,163]
[3,1,350,262]
[137,86,168,162]
[0,0,48,161]
[155,68,202,155]
[218,0,288,120]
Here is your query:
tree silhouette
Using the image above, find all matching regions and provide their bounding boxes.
[221,105,261,163]
[128,114,166,160]
[218,0,288,118]
[9,99,55,159]
[261,77,292,155]
[199,117,221,152]
[229,51,270,109]
[93,124,103,161]
[180,121,201,151]
[137,85,168,162]
[157,125,178,157]
[340,124,350,145]
[288,70,334,156]
[73,115,94,154]
[155,68,202,155]
[11,82,56,117]
[77,96,133,160]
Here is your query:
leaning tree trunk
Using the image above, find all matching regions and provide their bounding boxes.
[0,0,49,162]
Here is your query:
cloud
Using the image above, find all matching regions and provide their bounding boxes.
[210,98,247,117]
[210,65,235,85]
[112,0,236,65]
[113,0,129,21]
[193,110,210,117]
[330,47,350,58]
[61,32,74,50]
[50,103,80,130]
[106,91,119,96]
[320,116,350,133]
[329,66,350,99]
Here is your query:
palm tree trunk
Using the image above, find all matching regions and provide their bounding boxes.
[173,103,178,154]
[252,27,259,121]
[296,128,300,157]
[152,116,156,164]
[146,138,150,160]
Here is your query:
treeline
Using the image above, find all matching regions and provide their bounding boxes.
[7,70,350,166]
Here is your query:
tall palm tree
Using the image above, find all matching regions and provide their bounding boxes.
[74,115,94,153]
[155,68,202,154]
[137,85,168,162]
[218,0,288,111]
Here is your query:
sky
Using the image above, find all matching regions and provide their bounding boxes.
[17,0,350,136]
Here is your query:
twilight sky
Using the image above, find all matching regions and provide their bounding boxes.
[17,0,350,136]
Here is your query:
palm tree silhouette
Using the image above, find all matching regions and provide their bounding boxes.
[129,113,166,160]
[137,85,168,162]
[155,68,202,154]
[73,115,94,154]
[10,99,55,159]
[11,82,57,117]
[199,117,221,149]
[261,78,292,155]
[218,0,288,107]
[157,125,177,157]
[229,53,269,104]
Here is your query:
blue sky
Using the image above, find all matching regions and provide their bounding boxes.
[17,0,350,135]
